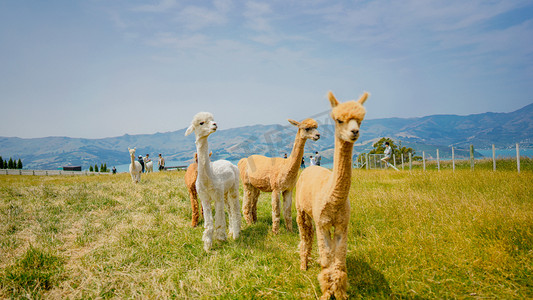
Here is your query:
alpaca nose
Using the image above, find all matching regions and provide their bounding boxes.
[213,122,217,128]
[351,129,359,136]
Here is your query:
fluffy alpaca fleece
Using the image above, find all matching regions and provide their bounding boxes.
[184,152,211,227]
[128,148,142,183]
[295,91,368,299]
[239,118,320,234]
[144,157,154,173]
[185,112,241,251]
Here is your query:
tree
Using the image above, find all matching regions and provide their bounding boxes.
[17,159,22,169]
[0,156,3,169]
[89,166,94,172]
[8,158,14,169]
[103,163,108,172]
[100,163,105,173]
[4,161,7,169]
[94,164,99,172]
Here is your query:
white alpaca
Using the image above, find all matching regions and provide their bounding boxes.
[128,148,142,183]
[143,157,154,173]
[185,112,241,251]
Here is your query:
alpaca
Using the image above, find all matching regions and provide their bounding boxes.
[128,148,142,183]
[239,119,320,234]
[185,112,241,251]
[296,91,368,299]
[144,157,154,173]
[184,152,211,227]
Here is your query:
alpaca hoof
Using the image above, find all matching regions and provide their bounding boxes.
[215,231,227,242]
[203,241,212,252]
[300,262,308,271]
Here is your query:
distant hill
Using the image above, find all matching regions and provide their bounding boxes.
[1,103,532,170]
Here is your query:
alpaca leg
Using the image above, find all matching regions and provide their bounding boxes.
[226,187,241,239]
[198,190,213,251]
[297,210,314,270]
[316,226,335,299]
[250,187,259,223]
[242,184,255,225]
[189,187,200,227]
[214,191,227,242]
[282,190,293,232]
[331,229,349,300]
[271,190,282,234]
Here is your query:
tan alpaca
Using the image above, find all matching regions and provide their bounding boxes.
[296,91,368,300]
[184,152,211,227]
[239,119,320,234]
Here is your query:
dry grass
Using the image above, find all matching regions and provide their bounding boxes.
[0,169,532,299]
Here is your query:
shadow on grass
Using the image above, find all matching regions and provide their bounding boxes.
[347,256,392,298]
[347,256,428,299]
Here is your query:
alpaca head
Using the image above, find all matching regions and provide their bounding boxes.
[328,91,368,143]
[288,118,320,141]
[128,147,136,157]
[185,112,218,139]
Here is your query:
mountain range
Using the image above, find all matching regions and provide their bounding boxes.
[1,103,532,170]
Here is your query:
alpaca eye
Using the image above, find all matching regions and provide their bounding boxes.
[199,122,204,125]
[337,119,343,124]
[305,128,311,132]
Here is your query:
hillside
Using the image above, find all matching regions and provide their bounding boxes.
[1,103,532,170]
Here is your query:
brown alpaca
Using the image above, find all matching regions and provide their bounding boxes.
[296,91,368,299]
[239,119,320,234]
[184,152,211,227]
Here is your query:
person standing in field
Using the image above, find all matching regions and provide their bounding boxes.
[158,153,165,171]
[380,142,398,171]
[315,151,321,166]
[301,157,305,168]
[138,155,145,173]
[310,155,316,166]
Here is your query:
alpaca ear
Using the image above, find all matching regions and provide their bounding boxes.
[357,92,369,105]
[128,147,130,151]
[194,153,198,162]
[288,119,300,127]
[185,125,194,136]
[209,152,213,157]
[328,91,339,108]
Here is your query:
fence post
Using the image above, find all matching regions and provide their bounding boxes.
[393,154,396,168]
[366,153,369,170]
[470,145,474,171]
[436,149,440,171]
[422,151,426,171]
[516,143,520,173]
[492,144,496,171]
[452,147,455,172]
[409,152,412,170]
[401,153,404,171]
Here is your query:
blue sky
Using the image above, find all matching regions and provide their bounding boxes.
[1,0,532,139]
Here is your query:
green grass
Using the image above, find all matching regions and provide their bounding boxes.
[0,170,532,299]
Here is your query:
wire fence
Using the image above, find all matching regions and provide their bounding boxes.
[356,144,530,173]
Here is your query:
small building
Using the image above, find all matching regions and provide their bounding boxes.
[62,166,82,171]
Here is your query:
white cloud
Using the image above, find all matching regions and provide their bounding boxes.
[244,1,272,32]
[177,5,228,31]
[131,0,178,13]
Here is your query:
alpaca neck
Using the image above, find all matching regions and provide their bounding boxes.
[285,131,306,175]
[130,154,135,165]
[195,137,213,178]
[329,137,354,201]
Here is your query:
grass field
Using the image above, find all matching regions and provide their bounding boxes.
[1,167,532,299]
